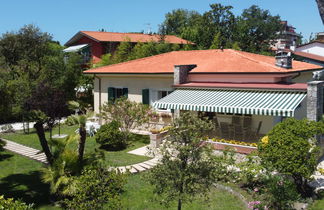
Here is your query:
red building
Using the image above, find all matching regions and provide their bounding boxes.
[64,31,193,63]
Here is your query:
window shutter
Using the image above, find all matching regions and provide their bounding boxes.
[122,88,128,98]
[142,89,150,105]
[108,87,115,101]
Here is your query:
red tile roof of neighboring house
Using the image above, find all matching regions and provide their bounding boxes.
[65,31,193,46]
[174,82,308,91]
[83,49,323,74]
[293,51,324,62]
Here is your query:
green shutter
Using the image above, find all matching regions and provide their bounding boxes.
[142,89,150,104]
[123,88,128,98]
[108,87,115,101]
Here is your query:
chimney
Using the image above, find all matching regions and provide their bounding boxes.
[307,81,324,122]
[174,64,197,85]
[275,51,292,69]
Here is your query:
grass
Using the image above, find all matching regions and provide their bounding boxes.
[0,124,151,166]
[309,197,324,210]
[0,150,59,209]
[121,173,247,210]
[0,152,247,209]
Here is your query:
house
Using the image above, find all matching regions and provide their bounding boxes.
[64,31,193,64]
[272,21,301,51]
[84,49,323,143]
[294,33,324,66]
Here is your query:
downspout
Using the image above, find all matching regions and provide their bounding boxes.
[94,74,102,125]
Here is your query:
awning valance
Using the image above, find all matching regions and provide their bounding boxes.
[63,44,89,53]
[153,89,306,117]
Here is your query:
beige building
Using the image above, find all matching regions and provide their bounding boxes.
[84,49,323,141]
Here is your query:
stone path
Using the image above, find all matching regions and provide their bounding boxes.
[115,158,160,174]
[1,138,159,173]
[1,139,48,164]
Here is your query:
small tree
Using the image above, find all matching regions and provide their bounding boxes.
[101,97,150,141]
[148,112,216,210]
[258,118,324,196]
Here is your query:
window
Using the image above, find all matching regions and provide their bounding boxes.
[157,90,172,110]
[158,90,172,100]
[108,87,128,101]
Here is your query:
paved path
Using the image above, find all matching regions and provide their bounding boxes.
[1,139,48,164]
[1,138,159,173]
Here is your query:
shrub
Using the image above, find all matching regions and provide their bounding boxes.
[258,118,324,196]
[0,195,34,210]
[263,175,299,209]
[65,115,79,126]
[95,120,126,150]
[62,165,126,210]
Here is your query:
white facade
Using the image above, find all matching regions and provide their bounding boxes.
[295,42,324,57]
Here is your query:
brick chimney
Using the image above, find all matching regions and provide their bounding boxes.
[275,51,292,69]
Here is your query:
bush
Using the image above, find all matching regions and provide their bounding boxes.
[264,175,299,209]
[258,118,324,196]
[0,195,34,210]
[62,166,126,210]
[0,139,5,152]
[95,121,126,150]
[65,115,79,126]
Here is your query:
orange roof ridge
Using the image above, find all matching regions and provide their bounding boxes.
[86,51,178,72]
[229,49,286,72]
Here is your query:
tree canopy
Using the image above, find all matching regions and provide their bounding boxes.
[159,3,282,53]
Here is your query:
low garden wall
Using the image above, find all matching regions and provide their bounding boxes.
[205,140,257,154]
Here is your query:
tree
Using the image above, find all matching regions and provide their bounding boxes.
[258,118,324,196]
[234,5,282,53]
[148,112,216,210]
[101,97,151,142]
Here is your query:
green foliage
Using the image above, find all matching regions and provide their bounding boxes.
[258,118,324,196]
[101,97,151,136]
[0,195,34,210]
[148,112,216,209]
[234,5,282,53]
[41,135,81,196]
[65,115,79,126]
[62,166,126,210]
[95,120,126,150]
[0,24,87,123]
[263,175,299,209]
[159,3,282,53]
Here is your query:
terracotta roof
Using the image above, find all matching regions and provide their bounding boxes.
[174,82,308,91]
[293,51,324,62]
[84,49,322,74]
[65,31,193,46]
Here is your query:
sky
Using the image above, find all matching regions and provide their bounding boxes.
[0,0,323,45]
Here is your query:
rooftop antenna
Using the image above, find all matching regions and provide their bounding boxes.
[145,23,152,34]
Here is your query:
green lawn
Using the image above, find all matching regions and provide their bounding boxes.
[0,152,247,209]
[121,173,247,210]
[0,150,59,209]
[309,198,324,210]
[0,125,151,166]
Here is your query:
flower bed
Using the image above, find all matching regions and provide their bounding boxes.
[206,138,257,154]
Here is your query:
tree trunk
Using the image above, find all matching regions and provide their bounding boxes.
[177,198,182,210]
[78,126,86,165]
[34,122,53,165]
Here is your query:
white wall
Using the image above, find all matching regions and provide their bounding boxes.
[295,42,324,56]
[94,74,173,113]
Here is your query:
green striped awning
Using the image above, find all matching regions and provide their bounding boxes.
[153,89,306,117]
